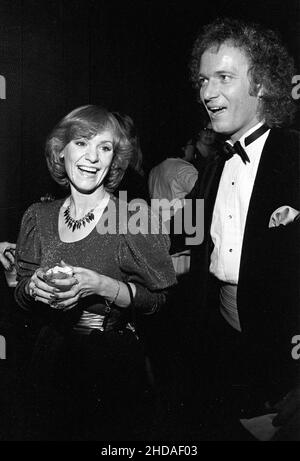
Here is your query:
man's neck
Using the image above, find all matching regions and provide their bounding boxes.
[230,121,264,144]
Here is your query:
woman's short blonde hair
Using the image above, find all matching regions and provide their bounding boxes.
[45,105,135,191]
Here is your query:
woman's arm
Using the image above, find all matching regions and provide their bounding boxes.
[0,242,16,271]
[14,204,42,310]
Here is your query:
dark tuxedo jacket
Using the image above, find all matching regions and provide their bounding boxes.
[189,128,300,397]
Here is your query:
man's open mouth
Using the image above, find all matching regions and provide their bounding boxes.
[207,106,226,116]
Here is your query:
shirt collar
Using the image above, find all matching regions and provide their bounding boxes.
[238,122,265,148]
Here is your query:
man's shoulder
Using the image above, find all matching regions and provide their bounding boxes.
[269,127,300,144]
[264,128,300,162]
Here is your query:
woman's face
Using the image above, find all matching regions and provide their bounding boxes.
[61,130,115,193]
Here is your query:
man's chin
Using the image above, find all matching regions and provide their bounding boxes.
[210,121,232,136]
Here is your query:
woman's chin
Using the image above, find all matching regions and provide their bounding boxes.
[70,180,104,195]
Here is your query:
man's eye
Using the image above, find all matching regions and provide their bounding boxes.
[198,77,207,87]
[220,75,231,82]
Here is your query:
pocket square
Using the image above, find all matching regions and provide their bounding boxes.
[269,206,300,228]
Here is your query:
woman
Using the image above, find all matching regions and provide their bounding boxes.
[14,105,176,440]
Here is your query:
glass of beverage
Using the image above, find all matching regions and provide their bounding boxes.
[43,263,74,292]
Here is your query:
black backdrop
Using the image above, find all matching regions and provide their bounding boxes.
[0,0,299,241]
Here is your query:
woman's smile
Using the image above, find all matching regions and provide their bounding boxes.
[62,130,114,192]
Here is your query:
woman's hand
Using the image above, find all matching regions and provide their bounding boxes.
[32,262,107,310]
[26,265,79,309]
[52,262,135,311]
[27,261,135,311]
[0,242,16,271]
[51,265,106,310]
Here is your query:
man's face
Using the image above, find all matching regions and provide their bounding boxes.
[199,43,261,142]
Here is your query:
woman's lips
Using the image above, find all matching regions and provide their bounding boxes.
[77,165,98,176]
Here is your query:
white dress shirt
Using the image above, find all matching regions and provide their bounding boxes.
[210,122,270,284]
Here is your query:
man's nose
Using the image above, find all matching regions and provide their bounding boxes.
[201,79,219,101]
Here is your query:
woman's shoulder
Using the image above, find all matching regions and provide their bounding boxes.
[22,198,64,223]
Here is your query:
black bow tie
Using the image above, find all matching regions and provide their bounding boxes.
[222,124,269,164]
[223,141,250,164]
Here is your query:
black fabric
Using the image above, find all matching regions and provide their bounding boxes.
[222,124,270,164]
[223,141,250,164]
[189,128,300,406]
[244,123,269,146]
[18,324,148,440]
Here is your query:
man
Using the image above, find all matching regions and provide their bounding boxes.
[188,17,299,438]
[148,138,198,210]
[148,136,199,262]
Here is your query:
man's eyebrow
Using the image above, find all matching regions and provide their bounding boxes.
[198,68,238,77]
[215,69,237,75]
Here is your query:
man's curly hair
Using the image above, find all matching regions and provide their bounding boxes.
[190,17,296,127]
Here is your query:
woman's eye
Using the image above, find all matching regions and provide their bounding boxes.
[74,140,86,147]
[101,145,113,153]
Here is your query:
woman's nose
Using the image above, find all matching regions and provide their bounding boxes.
[85,145,98,162]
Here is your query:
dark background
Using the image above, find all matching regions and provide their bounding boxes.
[0,0,299,240]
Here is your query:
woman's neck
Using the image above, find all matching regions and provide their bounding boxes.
[68,186,108,218]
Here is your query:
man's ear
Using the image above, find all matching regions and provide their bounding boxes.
[257,85,264,98]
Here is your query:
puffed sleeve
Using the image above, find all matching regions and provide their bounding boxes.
[118,202,177,313]
[14,203,42,310]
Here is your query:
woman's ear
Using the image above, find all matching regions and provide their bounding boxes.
[59,151,64,159]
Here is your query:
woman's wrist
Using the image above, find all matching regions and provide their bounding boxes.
[107,279,120,305]
[101,277,135,308]
[99,276,118,300]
